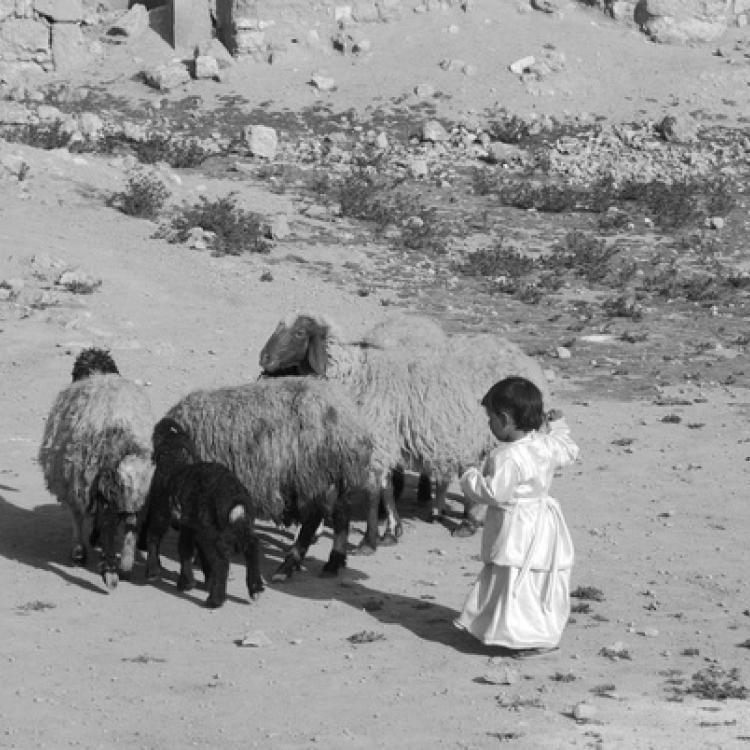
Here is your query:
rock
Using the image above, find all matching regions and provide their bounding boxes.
[238,630,271,647]
[266,215,291,240]
[643,0,729,43]
[196,38,234,69]
[33,0,83,22]
[77,112,103,138]
[706,216,725,229]
[421,119,449,142]
[486,141,525,164]
[481,665,520,685]
[656,114,699,143]
[509,55,535,75]
[408,157,429,178]
[194,55,219,79]
[57,269,102,294]
[244,124,278,159]
[143,61,191,91]
[572,702,597,721]
[374,132,388,149]
[556,346,571,359]
[107,4,149,39]
[310,73,336,91]
[414,83,435,98]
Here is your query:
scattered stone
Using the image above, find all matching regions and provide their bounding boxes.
[479,665,520,685]
[555,346,571,359]
[509,55,535,75]
[1,152,28,178]
[656,114,698,143]
[421,119,449,142]
[244,124,278,159]
[238,630,272,647]
[77,112,103,139]
[143,61,191,91]
[194,55,220,80]
[705,216,725,230]
[196,38,234,69]
[347,630,386,644]
[107,4,149,40]
[408,157,429,178]
[266,214,291,240]
[637,627,659,637]
[56,269,102,294]
[572,702,597,721]
[414,83,435,98]
[310,73,336,91]
[486,142,525,165]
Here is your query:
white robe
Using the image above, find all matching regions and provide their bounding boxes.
[454,419,579,649]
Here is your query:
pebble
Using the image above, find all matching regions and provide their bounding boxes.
[572,702,597,721]
[509,55,535,75]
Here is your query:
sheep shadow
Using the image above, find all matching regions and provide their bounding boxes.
[0,491,109,595]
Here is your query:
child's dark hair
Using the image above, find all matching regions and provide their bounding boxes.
[481,377,544,432]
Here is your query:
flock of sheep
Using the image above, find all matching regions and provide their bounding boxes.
[38,311,549,608]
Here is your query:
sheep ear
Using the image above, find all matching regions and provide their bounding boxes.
[307,329,329,376]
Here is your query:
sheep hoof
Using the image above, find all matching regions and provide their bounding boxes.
[204,596,224,609]
[71,545,87,565]
[351,540,377,556]
[452,521,478,538]
[379,532,398,547]
[177,574,196,592]
[321,550,346,577]
[394,522,403,539]
[103,570,119,591]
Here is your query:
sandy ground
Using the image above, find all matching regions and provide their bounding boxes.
[1,2,750,749]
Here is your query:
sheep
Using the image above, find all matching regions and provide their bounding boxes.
[38,350,155,590]
[258,312,499,551]
[71,347,119,382]
[162,458,265,608]
[145,377,373,583]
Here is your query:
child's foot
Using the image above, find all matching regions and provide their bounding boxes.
[452,520,478,538]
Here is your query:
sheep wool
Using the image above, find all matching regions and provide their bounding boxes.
[163,377,372,525]
[39,373,154,515]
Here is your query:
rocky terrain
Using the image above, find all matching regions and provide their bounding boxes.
[1,1,749,749]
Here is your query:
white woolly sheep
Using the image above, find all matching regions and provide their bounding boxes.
[151,377,373,582]
[259,312,506,550]
[38,351,155,590]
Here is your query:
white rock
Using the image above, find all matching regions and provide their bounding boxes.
[310,73,336,91]
[555,346,571,359]
[194,55,219,80]
[244,124,278,159]
[421,119,449,142]
[408,158,429,178]
[509,55,535,75]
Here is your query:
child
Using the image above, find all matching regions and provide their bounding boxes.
[454,376,580,651]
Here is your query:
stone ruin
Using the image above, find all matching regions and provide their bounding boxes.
[1,0,749,87]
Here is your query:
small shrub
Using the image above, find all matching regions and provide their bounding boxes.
[571,585,605,601]
[1,121,72,150]
[545,231,619,283]
[108,171,170,219]
[455,242,535,278]
[156,193,270,256]
[684,666,748,701]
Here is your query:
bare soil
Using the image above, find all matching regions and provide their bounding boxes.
[1,3,749,749]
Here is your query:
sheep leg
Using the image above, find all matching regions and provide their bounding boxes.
[243,533,265,600]
[272,509,325,582]
[176,526,197,592]
[430,478,449,522]
[98,510,119,591]
[321,495,350,577]
[379,480,401,546]
[144,503,172,581]
[352,486,380,555]
[88,510,102,551]
[69,504,87,565]
[118,514,138,578]
[417,472,432,505]
[391,466,405,502]
[203,531,230,609]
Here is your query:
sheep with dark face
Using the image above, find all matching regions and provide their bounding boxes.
[259,313,550,543]
[146,377,372,583]
[38,349,155,589]
[71,347,119,382]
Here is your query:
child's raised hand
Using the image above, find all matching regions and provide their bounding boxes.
[546,408,564,422]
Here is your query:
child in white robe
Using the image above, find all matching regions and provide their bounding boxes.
[454,376,580,651]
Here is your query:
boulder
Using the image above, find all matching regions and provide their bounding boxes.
[243,124,278,159]
[107,4,149,40]
[143,61,191,91]
[642,0,729,43]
